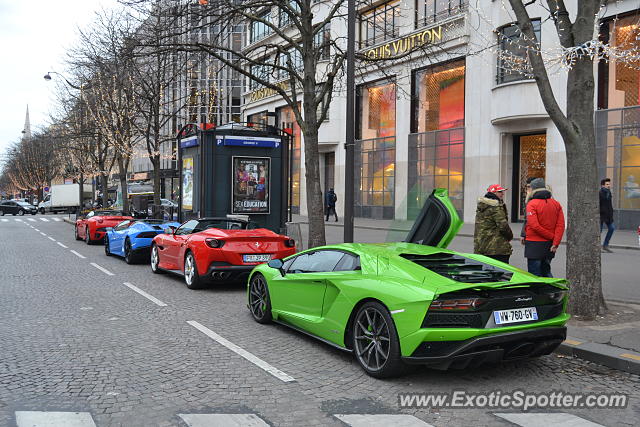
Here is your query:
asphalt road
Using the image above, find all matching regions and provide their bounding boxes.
[0,216,638,426]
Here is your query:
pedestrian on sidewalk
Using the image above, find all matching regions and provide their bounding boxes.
[474,184,513,263]
[325,188,338,222]
[599,178,616,253]
[524,178,565,277]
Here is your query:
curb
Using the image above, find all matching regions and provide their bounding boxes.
[557,336,640,375]
[63,218,75,225]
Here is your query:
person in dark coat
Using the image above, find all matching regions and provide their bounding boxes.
[599,178,615,252]
[473,184,513,263]
[325,188,338,222]
[524,178,565,277]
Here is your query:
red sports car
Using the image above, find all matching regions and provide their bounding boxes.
[150,217,297,288]
[75,210,133,244]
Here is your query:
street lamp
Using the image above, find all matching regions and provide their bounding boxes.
[44,71,89,90]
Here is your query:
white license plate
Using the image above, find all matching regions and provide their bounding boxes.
[493,307,538,325]
[243,254,271,263]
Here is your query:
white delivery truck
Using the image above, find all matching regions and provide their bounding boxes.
[38,184,82,214]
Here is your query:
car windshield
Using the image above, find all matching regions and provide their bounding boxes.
[199,219,249,231]
[94,210,125,217]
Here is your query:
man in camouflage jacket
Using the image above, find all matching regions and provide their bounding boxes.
[474,184,513,264]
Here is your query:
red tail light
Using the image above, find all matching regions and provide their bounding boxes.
[429,298,487,311]
[284,238,295,248]
[205,238,225,248]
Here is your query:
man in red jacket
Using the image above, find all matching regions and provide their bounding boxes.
[523,178,565,277]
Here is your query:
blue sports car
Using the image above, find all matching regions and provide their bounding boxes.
[105,219,181,264]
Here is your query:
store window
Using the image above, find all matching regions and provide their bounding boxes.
[415,0,467,29]
[247,111,268,127]
[409,60,465,218]
[601,15,640,108]
[496,19,541,84]
[359,1,401,48]
[279,105,301,214]
[356,80,396,219]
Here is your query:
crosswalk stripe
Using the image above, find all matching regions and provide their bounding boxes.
[334,414,433,426]
[40,218,49,222]
[15,218,23,222]
[28,218,36,222]
[52,218,62,221]
[1,218,8,222]
[178,413,269,427]
[15,411,97,427]
[494,413,604,427]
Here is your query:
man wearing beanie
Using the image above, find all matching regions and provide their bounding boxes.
[524,178,565,277]
[474,184,513,263]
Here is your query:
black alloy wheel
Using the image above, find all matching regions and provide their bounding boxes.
[75,226,81,241]
[85,227,91,245]
[17,209,24,216]
[352,301,404,378]
[124,239,135,264]
[249,274,272,324]
[104,238,111,256]
[0,210,4,216]
[39,208,45,214]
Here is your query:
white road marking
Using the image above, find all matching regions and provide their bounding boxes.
[15,218,23,222]
[15,411,97,427]
[40,232,47,236]
[178,413,269,427]
[187,320,295,383]
[123,282,167,307]
[70,250,86,259]
[90,263,114,276]
[1,219,8,222]
[53,218,62,221]
[27,218,36,222]
[39,217,49,222]
[334,414,434,426]
[494,413,604,427]
[47,236,56,241]
[34,228,40,231]
[57,242,69,248]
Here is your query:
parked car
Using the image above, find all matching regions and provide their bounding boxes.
[0,200,38,216]
[75,210,133,244]
[104,219,181,264]
[246,189,569,378]
[150,217,297,289]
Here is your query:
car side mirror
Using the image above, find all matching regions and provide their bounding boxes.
[267,259,285,276]
[165,226,176,234]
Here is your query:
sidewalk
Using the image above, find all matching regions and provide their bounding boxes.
[290,214,640,374]
[291,214,640,250]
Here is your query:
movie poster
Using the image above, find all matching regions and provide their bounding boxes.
[232,157,270,214]
[182,157,194,210]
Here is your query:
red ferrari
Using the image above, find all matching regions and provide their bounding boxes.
[75,210,133,244]
[150,217,297,288]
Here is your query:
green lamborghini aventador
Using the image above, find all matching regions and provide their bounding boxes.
[247,189,569,378]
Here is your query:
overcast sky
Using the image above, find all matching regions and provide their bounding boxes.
[0,0,119,158]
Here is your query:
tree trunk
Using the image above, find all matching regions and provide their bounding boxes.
[117,156,130,214]
[78,174,84,211]
[151,155,162,218]
[302,126,326,248]
[101,173,109,208]
[563,55,606,318]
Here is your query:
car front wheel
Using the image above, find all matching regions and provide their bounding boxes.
[352,301,404,379]
[150,244,164,274]
[104,238,112,256]
[184,252,203,289]
[124,238,135,264]
[0,210,4,216]
[85,227,91,245]
[249,274,272,324]
[17,209,24,216]
[75,226,81,241]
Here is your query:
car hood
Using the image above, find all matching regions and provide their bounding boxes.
[405,188,462,249]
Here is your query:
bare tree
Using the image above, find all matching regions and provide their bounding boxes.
[502,0,607,319]
[123,0,347,247]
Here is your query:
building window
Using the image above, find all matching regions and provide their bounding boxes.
[314,24,331,61]
[279,105,301,214]
[359,1,401,48]
[409,59,465,218]
[356,80,396,219]
[279,1,300,28]
[600,15,640,109]
[247,111,268,127]
[496,19,541,84]
[415,0,467,28]
[250,10,272,44]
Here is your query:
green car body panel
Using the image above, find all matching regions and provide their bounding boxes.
[247,189,569,372]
